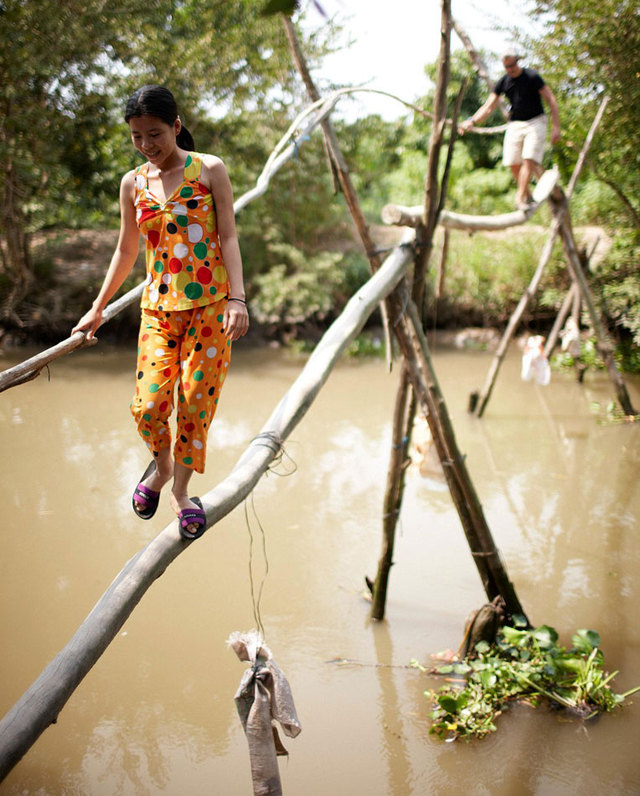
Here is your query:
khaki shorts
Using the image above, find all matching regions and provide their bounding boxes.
[502,114,548,166]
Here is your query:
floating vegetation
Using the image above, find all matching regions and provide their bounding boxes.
[418,623,640,741]
[588,400,639,425]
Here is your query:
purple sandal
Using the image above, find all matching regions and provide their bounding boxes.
[178,497,207,540]
[132,461,160,520]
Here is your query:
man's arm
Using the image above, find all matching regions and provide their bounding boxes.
[458,93,501,134]
[539,84,561,144]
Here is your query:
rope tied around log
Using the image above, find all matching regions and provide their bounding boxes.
[366,239,418,260]
[250,431,298,478]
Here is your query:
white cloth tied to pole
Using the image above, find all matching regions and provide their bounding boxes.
[521,335,551,386]
[227,631,302,796]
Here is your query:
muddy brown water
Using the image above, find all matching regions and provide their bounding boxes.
[1,343,639,795]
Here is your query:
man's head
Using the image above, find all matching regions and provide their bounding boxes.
[502,47,523,77]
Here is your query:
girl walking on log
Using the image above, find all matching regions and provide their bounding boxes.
[73,85,249,539]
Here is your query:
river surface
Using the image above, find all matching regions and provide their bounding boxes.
[1,342,639,795]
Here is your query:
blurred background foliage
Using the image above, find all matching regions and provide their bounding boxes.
[0,0,637,365]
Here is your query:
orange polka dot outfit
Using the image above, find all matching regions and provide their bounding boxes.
[130,153,232,473]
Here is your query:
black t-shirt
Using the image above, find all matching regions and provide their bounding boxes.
[494,68,545,121]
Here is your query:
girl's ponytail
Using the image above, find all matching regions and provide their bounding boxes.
[177,125,195,152]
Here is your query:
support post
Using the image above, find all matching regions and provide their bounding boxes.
[556,207,637,415]
[371,0,456,620]
[544,282,578,358]
[281,15,394,369]
[370,365,415,620]
[473,199,564,417]
[388,286,527,619]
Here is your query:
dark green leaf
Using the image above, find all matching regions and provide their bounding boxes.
[533,625,559,649]
[260,0,299,16]
[572,629,601,652]
[437,694,460,714]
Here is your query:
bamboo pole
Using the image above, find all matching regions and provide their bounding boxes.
[369,363,415,619]
[556,206,637,415]
[542,230,598,360]
[0,234,416,782]
[451,18,509,121]
[387,285,526,618]
[544,282,578,358]
[473,199,565,418]
[281,15,394,371]
[370,0,454,621]
[435,228,450,304]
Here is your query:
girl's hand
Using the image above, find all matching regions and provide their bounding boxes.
[223,299,249,341]
[72,306,103,340]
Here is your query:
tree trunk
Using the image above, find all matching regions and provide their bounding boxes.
[1,159,33,322]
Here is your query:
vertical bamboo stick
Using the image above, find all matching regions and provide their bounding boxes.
[544,283,578,358]
[388,287,527,618]
[371,0,454,619]
[556,208,637,415]
[281,15,393,369]
[474,204,564,417]
[370,365,415,619]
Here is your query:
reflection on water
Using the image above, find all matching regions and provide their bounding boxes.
[1,344,639,794]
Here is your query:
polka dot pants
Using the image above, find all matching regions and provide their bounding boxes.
[130,305,231,473]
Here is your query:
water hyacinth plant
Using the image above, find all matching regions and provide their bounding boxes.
[420,622,640,741]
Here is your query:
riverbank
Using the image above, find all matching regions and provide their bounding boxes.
[1,223,615,353]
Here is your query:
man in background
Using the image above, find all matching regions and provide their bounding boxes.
[459,48,561,210]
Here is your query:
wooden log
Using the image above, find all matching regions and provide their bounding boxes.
[383,203,528,231]
[382,170,559,232]
[0,234,416,781]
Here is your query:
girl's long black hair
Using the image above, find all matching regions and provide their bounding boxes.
[124,85,195,151]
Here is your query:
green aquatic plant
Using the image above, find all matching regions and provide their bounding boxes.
[422,623,639,741]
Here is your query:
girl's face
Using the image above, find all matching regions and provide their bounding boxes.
[129,115,181,167]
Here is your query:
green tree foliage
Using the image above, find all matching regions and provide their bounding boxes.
[0,0,149,315]
[529,0,640,227]
[0,0,304,321]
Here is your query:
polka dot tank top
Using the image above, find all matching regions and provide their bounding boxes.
[134,152,229,311]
